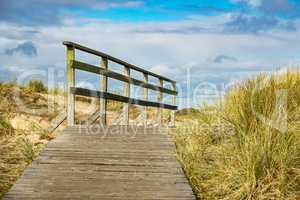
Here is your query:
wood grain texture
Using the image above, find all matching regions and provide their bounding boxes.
[4,126,195,200]
[66,46,75,126]
[123,66,130,125]
[100,57,108,125]
[157,78,163,126]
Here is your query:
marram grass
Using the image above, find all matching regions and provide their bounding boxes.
[0,82,50,198]
[172,71,300,200]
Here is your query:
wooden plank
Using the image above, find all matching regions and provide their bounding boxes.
[100,57,108,125]
[72,60,177,95]
[66,46,75,126]
[70,87,177,110]
[170,82,176,127]
[157,78,163,126]
[123,66,130,125]
[87,109,101,125]
[63,41,176,83]
[48,111,67,133]
[4,126,195,200]
[143,73,148,127]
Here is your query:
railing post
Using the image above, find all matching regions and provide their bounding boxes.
[170,82,176,127]
[157,78,163,126]
[66,45,75,126]
[143,73,148,127]
[123,66,130,125]
[100,57,108,126]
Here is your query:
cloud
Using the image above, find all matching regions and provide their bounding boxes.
[93,1,144,9]
[0,30,39,40]
[0,66,18,82]
[214,55,237,63]
[4,42,38,57]
[0,0,144,26]
[232,0,300,18]
[231,0,262,7]
[224,14,297,34]
[259,0,296,16]
[246,0,262,7]
[129,15,228,35]
[0,24,39,40]
[0,1,61,26]
[134,26,206,34]
[183,4,230,14]
[1,15,300,107]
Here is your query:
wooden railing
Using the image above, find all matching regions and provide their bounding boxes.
[63,41,178,127]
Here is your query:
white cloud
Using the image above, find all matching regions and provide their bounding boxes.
[93,1,145,10]
[1,16,300,73]
[1,15,300,107]
[231,0,262,7]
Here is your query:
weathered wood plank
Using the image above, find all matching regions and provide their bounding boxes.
[157,78,163,126]
[4,126,195,200]
[70,87,178,110]
[170,82,177,127]
[48,110,66,132]
[63,41,176,83]
[123,66,130,125]
[72,60,178,95]
[100,57,108,125]
[66,46,75,126]
[143,73,148,126]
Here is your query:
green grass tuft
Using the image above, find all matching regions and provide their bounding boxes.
[0,115,14,137]
[25,80,47,93]
[17,138,37,161]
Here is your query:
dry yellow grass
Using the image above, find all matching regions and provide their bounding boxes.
[171,71,300,200]
[0,82,54,198]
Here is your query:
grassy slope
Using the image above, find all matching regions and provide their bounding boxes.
[172,71,300,200]
[0,82,58,198]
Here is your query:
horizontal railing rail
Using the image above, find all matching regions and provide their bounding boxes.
[63,41,175,83]
[63,41,177,127]
[72,60,178,95]
[70,87,177,110]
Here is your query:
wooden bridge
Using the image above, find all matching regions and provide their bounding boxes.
[4,42,195,199]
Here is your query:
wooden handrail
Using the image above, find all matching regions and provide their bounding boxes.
[70,87,177,110]
[64,41,177,127]
[72,60,178,95]
[63,41,176,83]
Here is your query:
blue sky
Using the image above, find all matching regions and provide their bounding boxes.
[66,0,241,22]
[1,0,300,108]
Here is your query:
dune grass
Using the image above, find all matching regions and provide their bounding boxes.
[25,80,47,93]
[0,115,13,137]
[172,71,300,200]
[0,82,52,198]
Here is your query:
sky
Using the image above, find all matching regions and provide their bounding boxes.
[1,0,300,108]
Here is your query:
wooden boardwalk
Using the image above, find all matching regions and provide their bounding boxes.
[4,126,195,200]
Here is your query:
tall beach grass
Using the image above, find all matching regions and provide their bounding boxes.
[172,70,300,199]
